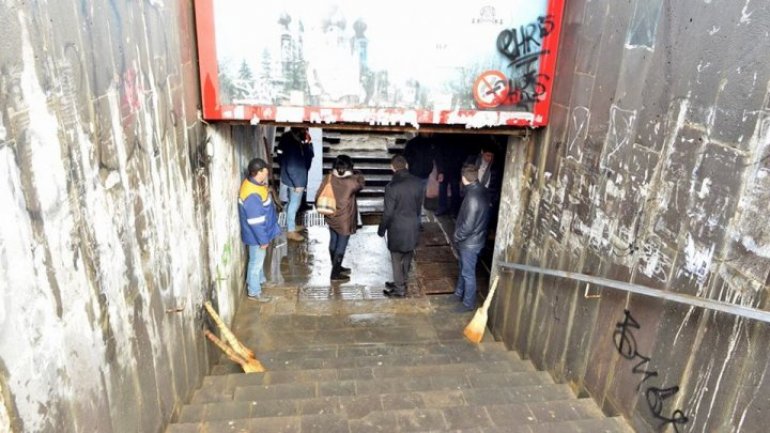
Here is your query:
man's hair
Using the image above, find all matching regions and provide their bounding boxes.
[291,127,308,139]
[481,139,500,154]
[247,158,268,176]
[391,155,408,171]
[333,155,353,175]
[461,163,479,183]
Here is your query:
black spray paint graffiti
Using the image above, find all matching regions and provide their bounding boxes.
[492,15,554,109]
[613,310,689,432]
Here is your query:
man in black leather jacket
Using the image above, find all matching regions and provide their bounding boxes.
[452,163,491,312]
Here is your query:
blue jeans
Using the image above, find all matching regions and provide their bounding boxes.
[247,244,267,297]
[417,177,428,225]
[329,228,350,256]
[286,186,303,231]
[454,245,483,308]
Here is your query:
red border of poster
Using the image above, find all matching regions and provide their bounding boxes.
[194,0,565,128]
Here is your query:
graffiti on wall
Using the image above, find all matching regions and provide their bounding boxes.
[613,310,689,432]
[195,0,564,127]
[472,15,554,111]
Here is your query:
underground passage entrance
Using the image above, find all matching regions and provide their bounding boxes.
[263,127,510,298]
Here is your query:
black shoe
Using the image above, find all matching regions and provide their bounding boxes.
[339,252,351,274]
[331,272,350,282]
[453,304,475,313]
[331,254,350,281]
[330,251,351,274]
[385,282,407,294]
[383,290,405,298]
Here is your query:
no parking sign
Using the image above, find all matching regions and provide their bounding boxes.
[473,70,509,109]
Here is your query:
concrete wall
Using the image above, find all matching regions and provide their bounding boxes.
[0,2,263,432]
[490,1,770,432]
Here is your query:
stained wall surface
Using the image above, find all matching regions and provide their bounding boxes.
[0,2,263,432]
[489,1,770,432]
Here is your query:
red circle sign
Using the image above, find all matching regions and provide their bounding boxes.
[473,70,508,109]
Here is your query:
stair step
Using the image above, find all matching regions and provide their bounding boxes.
[323,162,393,171]
[229,379,568,405]
[201,361,539,392]
[527,417,633,433]
[254,349,519,371]
[180,387,595,424]
[212,342,514,376]
[191,367,550,405]
[234,324,464,348]
[195,362,540,404]
[222,341,509,365]
[170,395,602,433]
[167,413,346,433]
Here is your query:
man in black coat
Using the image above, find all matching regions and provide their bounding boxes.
[378,155,424,298]
[453,163,491,312]
[403,132,436,225]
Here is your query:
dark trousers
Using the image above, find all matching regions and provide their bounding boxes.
[438,178,461,215]
[390,251,414,294]
[329,228,350,256]
[454,245,483,308]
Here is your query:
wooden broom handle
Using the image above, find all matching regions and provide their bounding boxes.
[480,276,500,312]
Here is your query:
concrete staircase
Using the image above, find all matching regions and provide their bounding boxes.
[166,295,632,433]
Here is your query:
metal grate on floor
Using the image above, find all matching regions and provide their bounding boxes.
[299,285,388,301]
[303,211,327,227]
[277,210,328,228]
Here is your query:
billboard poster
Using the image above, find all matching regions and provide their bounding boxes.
[195,0,564,128]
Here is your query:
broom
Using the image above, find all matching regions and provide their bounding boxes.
[463,276,500,344]
[204,330,265,373]
[203,302,265,372]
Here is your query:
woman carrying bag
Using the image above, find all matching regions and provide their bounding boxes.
[315,155,365,281]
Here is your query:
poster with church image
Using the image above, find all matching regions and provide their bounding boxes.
[195,0,564,127]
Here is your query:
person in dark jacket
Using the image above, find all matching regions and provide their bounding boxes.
[277,127,314,242]
[470,140,502,201]
[452,163,491,312]
[435,134,468,217]
[316,155,365,281]
[403,133,435,225]
[239,158,282,302]
[378,155,424,298]
[469,139,503,230]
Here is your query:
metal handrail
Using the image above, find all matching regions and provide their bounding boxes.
[497,262,770,324]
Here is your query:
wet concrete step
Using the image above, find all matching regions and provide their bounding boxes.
[346,398,604,432]
[214,346,520,373]
[234,306,481,339]
[359,186,385,195]
[195,367,547,403]
[193,364,545,404]
[231,325,478,353]
[166,413,347,433]
[220,340,520,368]
[182,384,578,423]
[357,197,383,213]
[212,351,523,375]
[195,367,560,406]
[259,341,509,363]
[168,415,631,433]
[170,391,601,433]
[322,162,394,171]
[527,417,634,433]
[176,394,602,431]
[253,341,510,361]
